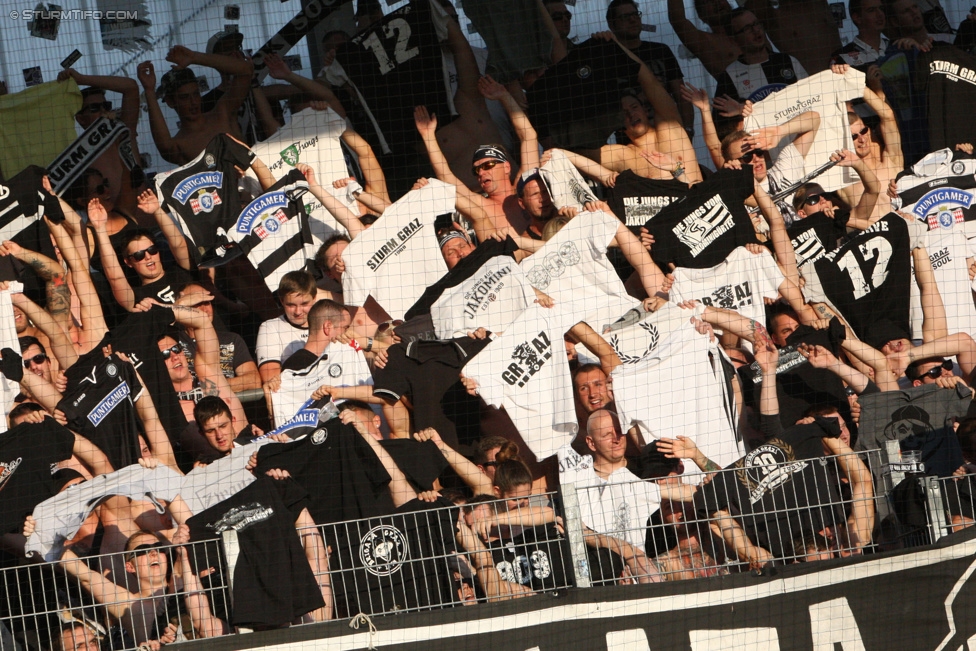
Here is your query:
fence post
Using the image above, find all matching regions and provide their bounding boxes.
[923,475,949,543]
[220,529,251,634]
[560,482,591,588]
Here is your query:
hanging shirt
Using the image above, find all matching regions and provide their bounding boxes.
[576,302,704,369]
[520,209,639,330]
[914,46,976,156]
[227,169,313,292]
[856,383,969,478]
[249,106,359,245]
[254,420,394,524]
[0,420,75,535]
[788,210,850,269]
[643,167,758,269]
[462,0,554,84]
[894,147,976,256]
[335,0,451,155]
[26,464,183,561]
[96,308,186,449]
[155,134,254,256]
[831,35,890,71]
[694,420,845,560]
[406,237,533,338]
[537,148,598,211]
[272,342,372,426]
[186,476,324,628]
[58,355,144,471]
[605,170,690,232]
[525,39,642,141]
[802,214,922,340]
[326,497,460,615]
[671,247,784,331]
[0,79,79,178]
[464,304,577,460]
[178,441,272,515]
[372,336,489,451]
[745,69,865,192]
[0,166,65,260]
[714,51,808,105]
[342,179,453,319]
[486,523,572,592]
[611,320,742,470]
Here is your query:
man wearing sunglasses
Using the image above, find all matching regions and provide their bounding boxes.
[91,196,193,311]
[57,69,149,223]
[836,101,903,222]
[791,149,881,231]
[906,357,957,386]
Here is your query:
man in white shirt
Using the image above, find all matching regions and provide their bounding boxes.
[561,409,694,554]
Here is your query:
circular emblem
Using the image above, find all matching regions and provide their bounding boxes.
[106,363,118,377]
[576,65,591,79]
[199,193,214,212]
[205,153,216,168]
[328,364,342,378]
[311,428,328,445]
[525,266,551,289]
[264,218,280,233]
[952,161,966,175]
[360,525,408,576]
[938,209,955,229]
[782,68,795,80]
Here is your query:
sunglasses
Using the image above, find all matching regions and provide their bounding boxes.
[852,125,870,140]
[737,149,766,165]
[23,353,48,368]
[616,10,642,20]
[918,359,953,380]
[160,345,183,360]
[91,177,109,195]
[127,245,158,262]
[734,20,762,35]
[376,319,404,333]
[76,101,111,116]
[802,193,825,207]
[472,160,503,174]
[127,542,166,560]
[550,10,572,20]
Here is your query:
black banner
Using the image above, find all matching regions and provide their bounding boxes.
[251,0,352,82]
[194,530,976,651]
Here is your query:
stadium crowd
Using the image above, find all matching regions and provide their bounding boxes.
[3,0,976,648]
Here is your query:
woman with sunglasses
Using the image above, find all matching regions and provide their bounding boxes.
[90,193,193,312]
[56,529,228,647]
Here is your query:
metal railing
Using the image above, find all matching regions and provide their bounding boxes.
[2,447,968,651]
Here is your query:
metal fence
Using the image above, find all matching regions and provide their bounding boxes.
[3,446,972,651]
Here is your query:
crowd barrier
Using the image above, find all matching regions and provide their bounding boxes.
[1,445,972,650]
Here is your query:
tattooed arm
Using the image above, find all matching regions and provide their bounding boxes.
[0,241,72,332]
[10,291,78,369]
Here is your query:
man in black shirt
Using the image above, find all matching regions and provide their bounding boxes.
[90,196,193,311]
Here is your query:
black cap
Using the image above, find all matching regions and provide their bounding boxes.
[156,68,198,98]
[638,441,681,480]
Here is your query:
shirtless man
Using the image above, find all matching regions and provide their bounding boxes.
[427,11,506,193]
[668,0,741,78]
[744,0,842,74]
[415,72,540,235]
[57,70,151,225]
[836,87,903,220]
[136,45,253,166]
[589,53,703,185]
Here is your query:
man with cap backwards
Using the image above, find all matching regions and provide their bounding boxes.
[136,39,255,165]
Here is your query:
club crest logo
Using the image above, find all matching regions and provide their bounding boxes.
[280,144,300,167]
[360,525,408,576]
